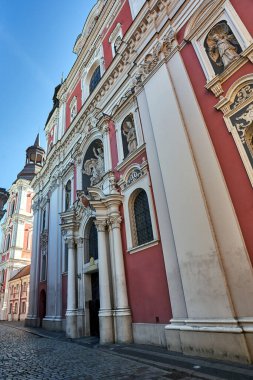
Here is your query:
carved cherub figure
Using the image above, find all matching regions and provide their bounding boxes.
[206,22,240,70]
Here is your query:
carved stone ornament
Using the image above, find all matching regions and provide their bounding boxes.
[205,22,241,74]
[40,230,48,254]
[231,84,253,110]
[109,215,122,229]
[74,191,93,222]
[134,29,175,89]
[94,219,107,232]
[83,146,105,186]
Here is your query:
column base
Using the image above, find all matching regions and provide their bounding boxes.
[25,316,39,328]
[99,309,114,344]
[66,310,78,338]
[76,310,85,338]
[165,319,252,363]
[42,316,63,332]
[114,308,133,344]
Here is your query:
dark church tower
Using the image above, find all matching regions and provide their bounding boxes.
[17,134,45,181]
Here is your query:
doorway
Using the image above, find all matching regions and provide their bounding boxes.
[39,289,46,327]
[89,272,100,336]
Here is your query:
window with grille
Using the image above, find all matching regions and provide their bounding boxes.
[134,190,154,246]
[89,66,101,95]
[89,223,98,261]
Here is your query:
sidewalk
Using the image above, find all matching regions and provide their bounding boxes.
[1,321,253,380]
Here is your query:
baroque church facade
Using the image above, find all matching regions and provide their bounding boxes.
[26,0,253,363]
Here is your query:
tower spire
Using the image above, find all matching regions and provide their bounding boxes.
[34,133,40,147]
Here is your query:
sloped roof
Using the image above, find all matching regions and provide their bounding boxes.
[9,265,30,282]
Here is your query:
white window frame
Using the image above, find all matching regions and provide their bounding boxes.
[119,163,159,253]
[114,104,143,165]
[109,23,123,57]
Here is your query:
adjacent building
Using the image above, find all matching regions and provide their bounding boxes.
[0,136,45,320]
[7,265,30,321]
[26,0,253,364]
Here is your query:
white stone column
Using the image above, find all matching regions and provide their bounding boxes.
[76,237,85,337]
[95,219,114,344]
[25,204,41,327]
[66,238,77,338]
[109,215,132,343]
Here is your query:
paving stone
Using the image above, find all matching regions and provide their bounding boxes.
[0,324,208,379]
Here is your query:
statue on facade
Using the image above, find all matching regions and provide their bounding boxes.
[83,146,104,186]
[206,22,241,70]
[122,117,137,154]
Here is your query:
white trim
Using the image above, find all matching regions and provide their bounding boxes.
[121,168,158,251]
[128,239,159,254]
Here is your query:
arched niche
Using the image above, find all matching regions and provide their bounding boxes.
[82,139,104,191]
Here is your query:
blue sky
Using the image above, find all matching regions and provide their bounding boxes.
[0,0,96,189]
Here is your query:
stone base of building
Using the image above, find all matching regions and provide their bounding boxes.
[99,311,114,344]
[42,317,63,332]
[76,311,85,338]
[25,317,40,328]
[115,309,133,344]
[132,323,167,347]
[165,321,252,363]
[66,311,77,338]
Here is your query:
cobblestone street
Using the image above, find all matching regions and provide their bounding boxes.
[0,324,207,380]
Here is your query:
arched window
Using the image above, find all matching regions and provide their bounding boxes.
[89,66,101,95]
[133,190,153,246]
[9,303,12,314]
[65,180,72,211]
[14,303,18,314]
[88,223,98,262]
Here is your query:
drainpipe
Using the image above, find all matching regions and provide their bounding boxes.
[18,279,22,321]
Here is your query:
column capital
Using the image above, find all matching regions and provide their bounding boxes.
[109,215,122,229]
[66,238,75,249]
[94,219,107,232]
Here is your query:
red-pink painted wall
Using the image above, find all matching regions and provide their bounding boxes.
[102,0,133,69]
[120,203,172,323]
[65,81,82,131]
[179,14,253,264]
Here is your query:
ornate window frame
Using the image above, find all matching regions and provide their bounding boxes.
[109,23,123,57]
[118,161,159,253]
[215,74,253,186]
[114,103,143,165]
[185,0,253,95]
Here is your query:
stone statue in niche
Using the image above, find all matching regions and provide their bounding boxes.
[83,146,104,186]
[122,116,137,155]
[205,22,241,73]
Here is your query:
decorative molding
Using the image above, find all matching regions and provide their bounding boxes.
[94,219,107,232]
[109,215,122,229]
